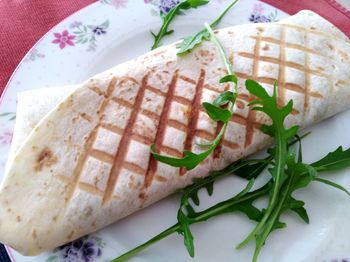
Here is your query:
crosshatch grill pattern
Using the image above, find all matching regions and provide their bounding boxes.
[58,23,331,205]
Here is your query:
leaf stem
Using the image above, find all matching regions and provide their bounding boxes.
[211,0,240,28]
[237,123,287,248]
[204,22,236,93]
[252,175,292,262]
[111,224,179,262]
[112,183,270,262]
[151,6,179,50]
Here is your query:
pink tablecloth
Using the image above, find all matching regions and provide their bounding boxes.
[0,0,349,97]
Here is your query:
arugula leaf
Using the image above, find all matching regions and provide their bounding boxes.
[202,102,232,122]
[237,80,299,250]
[252,151,315,262]
[234,133,309,180]
[179,158,269,206]
[112,180,270,262]
[288,198,309,224]
[177,0,239,55]
[311,146,350,172]
[177,207,195,257]
[212,90,236,106]
[235,156,271,180]
[314,177,350,196]
[151,23,237,171]
[151,0,209,50]
[220,74,238,85]
[151,127,226,170]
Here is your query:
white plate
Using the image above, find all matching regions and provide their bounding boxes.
[0,1,350,261]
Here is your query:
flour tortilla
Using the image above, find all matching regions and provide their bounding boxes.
[1,10,350,255]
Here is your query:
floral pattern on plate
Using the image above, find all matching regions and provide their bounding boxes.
[100,0,128,9]
[52,20,109,51]
[0,130,12,146]
[45,235,105,262]
[249,2,278,23]
[24,49,45,62]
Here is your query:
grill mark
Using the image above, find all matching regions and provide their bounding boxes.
[90,149,114,164]
[89,86,106,96]
[168,119,187,132]
[276,26,287,116]
[123,162,146,175]
[160,145,183,158]
[231,113,262,128]
[179,75,197,84]
[141,109,160,121]
[250,36,324,57]
[79,182,104,197]
[131,133,153,146]
[304,32,310,114]
[237,52,329,78]
[237,94,251,102]
[100,123,123,135]
[65,77,117,203]
[180,69,206,175]
[204,84,222,94]
[222,139,240,150]
[55,174,71,184]
[235,72,253,79]
[195,129,215,141]
[146,85,167,97]
[144,70,179,188]
[245,33,261,148]
[309,91,323,98]
[256,77,323,99]
[173,95,192,106]
[102,75,149,204]
[120,76,139,86]
[284,83,306,94]
[155,175,168,183]
[231,114,247,125]
[111,97,133,108]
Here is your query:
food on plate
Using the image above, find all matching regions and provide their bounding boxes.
[0,10,349,256]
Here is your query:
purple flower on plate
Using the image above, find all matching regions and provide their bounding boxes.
[0,131,12,145]
[92,26,107,35]
[52,30,75,49]
[249,13,271,23]
[159,0,180,14]
[248,3,278,23]
[58,236,102,262]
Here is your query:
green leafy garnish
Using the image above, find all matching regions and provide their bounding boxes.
[251,150,316,261]
[235,81,350,262]
[237,80,299,251]
[150,0,209,50]
[114,136,350,262]
[112,177,270,262]
[177,0,240,55]
[150,23,237,170]
[311,146,350,172]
